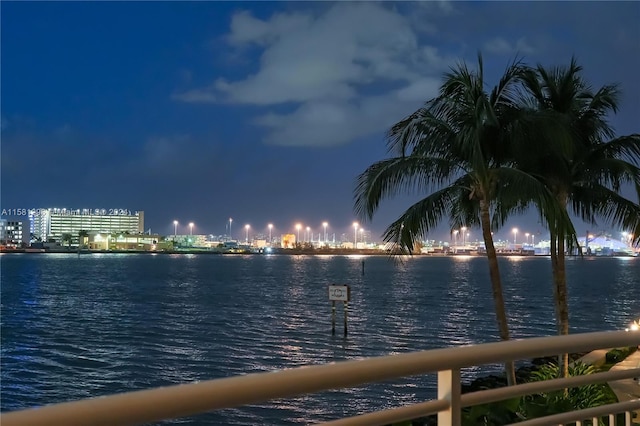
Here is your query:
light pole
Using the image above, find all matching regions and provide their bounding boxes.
[229,218,233,240]
[306,226,311,243]
[512,228,518,244]
[360,228,364,244]
[461,226,467,246]
[189,222,194,236]
[173,220,178,239]
[296,224,301,244]
[525,232,530,245]
[531,234,535,245]
[453,230,459,247]
[268,224,273,244]
[245,224,250,244]
[353,222,359,248]
[323,222,328,243]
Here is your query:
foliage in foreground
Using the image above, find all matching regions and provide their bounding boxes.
[394,348,633,426]
[457,361,615,425]
[519,362,615,420]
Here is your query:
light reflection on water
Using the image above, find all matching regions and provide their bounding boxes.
[1,254,638,424]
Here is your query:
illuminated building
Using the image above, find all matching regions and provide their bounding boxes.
[29,208,144,243]
[281,233,296,248]
[0,219,24,247]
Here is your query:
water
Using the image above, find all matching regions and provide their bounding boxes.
[1,253,639,424]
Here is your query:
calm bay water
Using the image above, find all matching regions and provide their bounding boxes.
[1,253,639,424]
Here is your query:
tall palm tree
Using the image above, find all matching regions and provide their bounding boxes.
[78,230,89,249]
[62,233,73,249]
[354,56,569,386]
[520,58,640,378]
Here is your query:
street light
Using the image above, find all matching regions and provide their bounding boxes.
[531,234,535,245]
[268,224,273,244]
[306,226,311,243]
[189,222,194,236]
[323,222,328,243]
[359,228,364,244]
[296,224,302,244]
[173,220,178,238]
[461,226,467,246]
[453,230,459,247]
[229,218,233,239]
[525,232,530,245]
[245,224,250,243]
[353,222,359,248]
[512,228,518,244]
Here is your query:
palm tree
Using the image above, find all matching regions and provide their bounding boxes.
[520,58,640,378]
[78,230,89,249]
[61,233,73,249]
[354,55,568,386]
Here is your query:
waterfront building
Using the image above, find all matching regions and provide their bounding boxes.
[171,234,208,248]
[578,236,635,256]
[0,219,24,247]
[88,233,169,251]
[29,208,144,243]
[280,233,296,248]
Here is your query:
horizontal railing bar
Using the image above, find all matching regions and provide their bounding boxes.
[506,399,640,426]
[461,368,640,407]
[319,368,640,426]
[2,331,638,426]
[318,399,449,426]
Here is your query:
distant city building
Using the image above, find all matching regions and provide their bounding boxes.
[281,233,296,248]
[172,234,208,248]
[578,236,635,256]
[29,208,144,243]
[0,219,24,247]
[88,233,168,251]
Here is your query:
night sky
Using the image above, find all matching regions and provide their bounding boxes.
[2,1,639,241]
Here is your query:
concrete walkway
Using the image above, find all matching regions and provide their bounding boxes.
[576,348,614,367]
[577,348,640,423]
[607,349,640,423]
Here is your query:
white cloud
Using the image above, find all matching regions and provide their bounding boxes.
[174,3,454,146]
[395,77,442,102]
[484,37,535,55]
[227,10,312,47]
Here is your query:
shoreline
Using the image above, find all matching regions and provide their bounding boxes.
[1,248,637,258]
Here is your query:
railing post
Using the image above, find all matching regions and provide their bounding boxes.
[437,369,461,426]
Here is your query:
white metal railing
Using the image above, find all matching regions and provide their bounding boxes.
[1,330,639,426]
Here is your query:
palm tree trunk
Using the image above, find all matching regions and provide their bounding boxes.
[550,214,570,380]
[556,232,570,379]
[479,200,516,386]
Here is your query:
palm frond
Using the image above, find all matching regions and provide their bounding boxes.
[586,134,640,165]
[381,185,469,254]
[353,156,462,220]
[571,185,640,232]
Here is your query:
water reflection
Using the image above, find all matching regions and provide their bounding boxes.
[1,255,638,424]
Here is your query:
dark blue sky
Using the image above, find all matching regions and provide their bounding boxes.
[2,1,639,241]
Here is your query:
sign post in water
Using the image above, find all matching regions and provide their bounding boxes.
[329,285,350,336]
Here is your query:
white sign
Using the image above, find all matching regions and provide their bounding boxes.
[329,285,350,301]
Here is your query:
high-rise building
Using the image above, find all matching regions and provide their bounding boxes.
[29,208,144,242]
[0,219,24,247]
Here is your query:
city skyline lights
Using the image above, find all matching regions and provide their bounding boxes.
[165,216,562,246]
[3,2,638,245]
